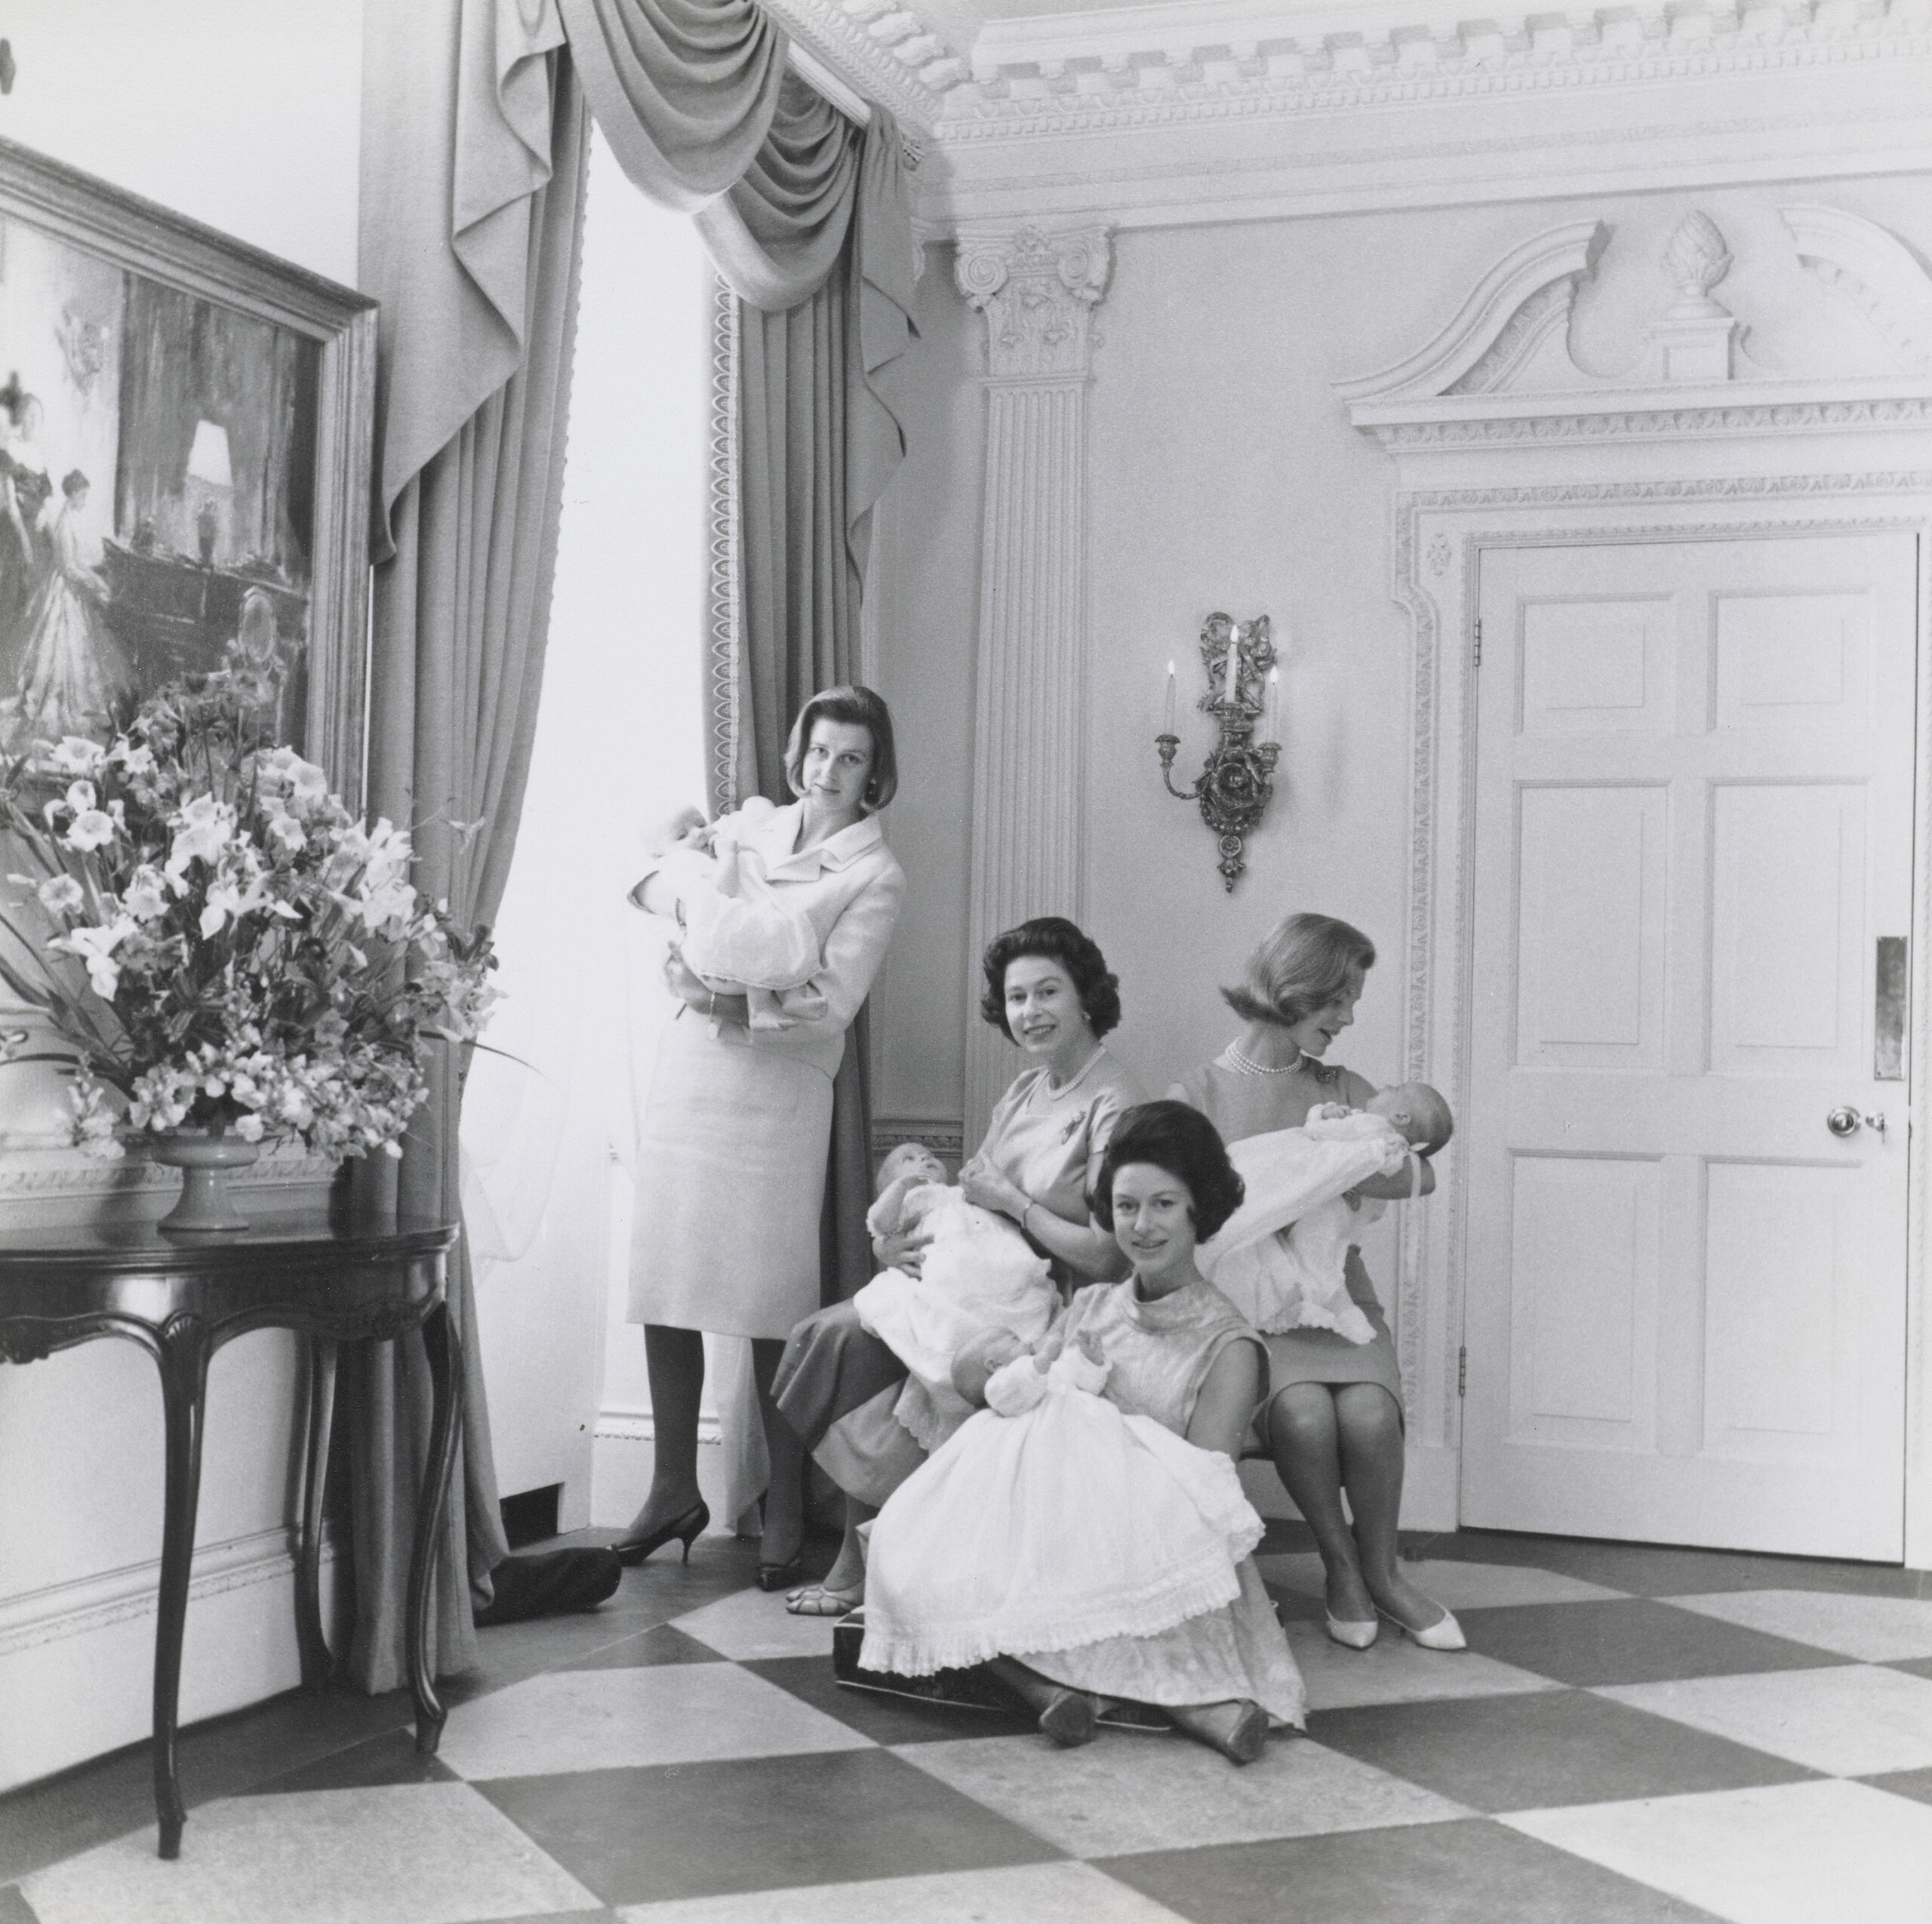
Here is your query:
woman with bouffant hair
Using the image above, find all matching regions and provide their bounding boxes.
[620,685,906,1588]
[773,915,1142,1616]
[862,1100,1305,1764]
[1173,912,1460,1655]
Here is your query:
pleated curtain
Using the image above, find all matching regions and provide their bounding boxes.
[346,0,913,1686]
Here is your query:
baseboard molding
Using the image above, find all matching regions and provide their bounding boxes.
[593,1406,723,1446]
[0,1525,336,1659]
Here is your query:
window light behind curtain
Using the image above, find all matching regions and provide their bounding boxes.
[353,0,918,1685]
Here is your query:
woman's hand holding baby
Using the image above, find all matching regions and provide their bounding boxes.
[960,1155,1030,1223]
[873,1220,931,1278]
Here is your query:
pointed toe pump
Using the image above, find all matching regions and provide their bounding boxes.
[1325,1613,1380,1650]
[1380,1603,1466,1652]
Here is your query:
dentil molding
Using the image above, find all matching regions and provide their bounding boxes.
[955,225,1112,380]
[774,0,1931,140]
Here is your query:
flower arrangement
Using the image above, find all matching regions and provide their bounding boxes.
[0,672,497,1160]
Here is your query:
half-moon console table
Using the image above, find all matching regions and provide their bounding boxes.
[0,1209,462,1859]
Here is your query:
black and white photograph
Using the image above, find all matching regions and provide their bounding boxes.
[0,3,1928,1922]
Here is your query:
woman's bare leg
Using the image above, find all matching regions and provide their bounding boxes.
[1334,1382,1444,1630]
[625,1324,705,1537]
[1266,1383,1374,1623]
[751,1336,804,1569]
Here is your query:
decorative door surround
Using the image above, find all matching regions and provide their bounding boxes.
[955,224,1112,1147]
[1337,205,1932,1541]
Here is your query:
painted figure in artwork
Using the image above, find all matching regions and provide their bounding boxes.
[2,469,134,748]
[0,380,54,677]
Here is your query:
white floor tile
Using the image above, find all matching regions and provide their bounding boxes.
[18,1783,598,1924]
[669,1587,846,1661]
[1663,1589,1932,1663]
[1256,1554,1625,1609]
[897,1730,1467,1858]
[1598,1665,1932,1778]
[1504,1778,1932,1924]
[437,1663,872,1780]
[1282,1618,1563,1711]
[614,1861,1189,1923]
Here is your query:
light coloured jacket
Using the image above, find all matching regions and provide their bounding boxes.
[633,799,905,1080]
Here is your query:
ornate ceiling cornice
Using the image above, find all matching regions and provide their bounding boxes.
[770,0,1929,146]
[939,0,1930,140]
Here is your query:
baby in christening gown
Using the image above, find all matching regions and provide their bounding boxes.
[860,1320,1266,1681]
[852,1142,1057,1454]
[652,795,829,1031]
[1202,1082,1453,1345]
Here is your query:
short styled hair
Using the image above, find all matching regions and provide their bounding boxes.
[979,916,1121,1041]
[783,685,899,812]
[1091,1100,1246,1243]
[1222,911,1377,1029]
[60,469,88,497]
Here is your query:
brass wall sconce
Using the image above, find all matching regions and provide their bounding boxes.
[1156,612,1280,891]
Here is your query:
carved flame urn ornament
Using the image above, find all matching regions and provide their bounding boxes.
[1156,613,1281,890]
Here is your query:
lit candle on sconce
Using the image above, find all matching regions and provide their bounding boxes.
[1265,667,1279,742]
[1154,612,1279,892]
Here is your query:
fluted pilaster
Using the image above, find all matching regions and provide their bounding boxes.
[956,226,1112,1147]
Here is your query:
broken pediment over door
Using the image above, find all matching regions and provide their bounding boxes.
[1335,203,1932,459]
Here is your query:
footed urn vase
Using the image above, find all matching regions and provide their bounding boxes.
[149,1130,260,1233]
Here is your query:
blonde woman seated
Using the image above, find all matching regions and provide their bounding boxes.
[1175,913,1460,1653]
[861,1102,1305,1765]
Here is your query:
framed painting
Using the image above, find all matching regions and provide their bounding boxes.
[0,135,375,803]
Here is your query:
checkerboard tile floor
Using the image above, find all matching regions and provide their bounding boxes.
[6,1524,1932,1924]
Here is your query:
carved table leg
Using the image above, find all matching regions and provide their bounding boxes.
[295,1335,339,1691]
[152,1312,212,1860]
[408,1302,464,1753]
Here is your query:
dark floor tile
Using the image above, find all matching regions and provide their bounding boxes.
[743,1655,1039,1745]
[0,1685,412,1884]
[1860,1766,1932,1807]
[1307,1688,1815,1813]
[558,1624,725,1672]
[240,1726,460,1796]
[0,1885,39,1924]
[1429,1530,1930,1600]
[1100,1818,1724,1924]
[477,1748,1063,1904]
[1459,1598,1853,1686]
[1254,1517,1317,1554]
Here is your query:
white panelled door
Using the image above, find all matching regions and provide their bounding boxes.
[1461,533,1917,1560]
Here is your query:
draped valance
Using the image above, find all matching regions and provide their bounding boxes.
[365,0,914,563]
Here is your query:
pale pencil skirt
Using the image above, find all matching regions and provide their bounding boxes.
[629,1007,833,1340]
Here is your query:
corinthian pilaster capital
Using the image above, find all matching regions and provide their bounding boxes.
[955,225,1113,381]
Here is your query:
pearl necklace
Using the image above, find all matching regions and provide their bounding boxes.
[1224,1041,1306,1077]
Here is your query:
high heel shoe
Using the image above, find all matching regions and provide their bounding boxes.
[756,1553,804,1592]
[1036,1688,1099,1748]
[1324,1612,1380,1650]
[612,1500,709,1567]
[1377,1603,1466,1651]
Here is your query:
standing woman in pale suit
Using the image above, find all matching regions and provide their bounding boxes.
[619,687,906,1585]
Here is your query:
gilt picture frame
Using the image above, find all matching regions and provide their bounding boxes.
[0,134,375,806]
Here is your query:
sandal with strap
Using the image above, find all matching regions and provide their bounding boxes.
[785,1581,863,1618]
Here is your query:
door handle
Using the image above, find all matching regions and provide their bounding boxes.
[1826,1106,1860,1137]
